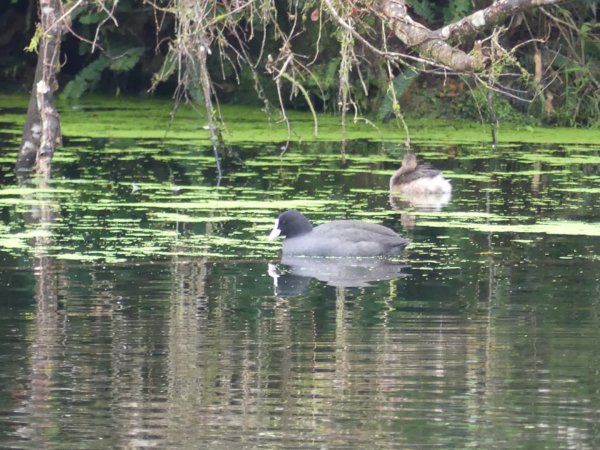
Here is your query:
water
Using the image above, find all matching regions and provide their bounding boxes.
[1,102,600,448]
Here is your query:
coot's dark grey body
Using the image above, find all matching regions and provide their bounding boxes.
[268,210,409,257]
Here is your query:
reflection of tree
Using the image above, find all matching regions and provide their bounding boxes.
[334,287,349,395]
[163,257,210,446]
[18,176,62,444]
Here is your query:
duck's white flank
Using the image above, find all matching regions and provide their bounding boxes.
[396,174,452,195]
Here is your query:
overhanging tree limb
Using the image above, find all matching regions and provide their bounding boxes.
[373,0,484,72]
[433,0,565,44]
[372,0,566,72]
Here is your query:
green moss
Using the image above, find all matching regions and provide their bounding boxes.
[2,95,600,144]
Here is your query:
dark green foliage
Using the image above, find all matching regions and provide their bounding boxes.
[536,4,600,127]
[57,0,155,99]
[62,56,110,100]
[378,67,420,121]
[62,48,144,99]
[407,0,473,25]
[151,47,178,90]
[2,0,599,127]
[109,47,145,72]
[407,0,436,22]
[442,0,473,23]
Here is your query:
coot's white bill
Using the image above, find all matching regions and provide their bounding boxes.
[268,219,281,240]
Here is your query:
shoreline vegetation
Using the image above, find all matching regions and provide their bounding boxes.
[2,95,599,146]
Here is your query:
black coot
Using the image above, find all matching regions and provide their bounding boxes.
[268,210,409,257]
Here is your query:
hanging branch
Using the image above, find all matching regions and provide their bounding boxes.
[197,39,223,180]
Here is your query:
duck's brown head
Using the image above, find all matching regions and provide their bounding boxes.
[400,152,418,172]
[390,152,418,190]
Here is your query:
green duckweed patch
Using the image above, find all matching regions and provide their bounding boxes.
[1,96,599,263]
[418,219,600,237]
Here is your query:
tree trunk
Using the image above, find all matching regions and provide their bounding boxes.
[17,0,64,177]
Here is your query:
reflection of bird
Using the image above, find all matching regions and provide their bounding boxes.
[268,257,408,294]
[268,210,410,257]
[389,190,451,212]
[390,152,452,195]
[268,262,312,297]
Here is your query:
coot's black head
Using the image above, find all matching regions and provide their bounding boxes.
[268,210,314,240]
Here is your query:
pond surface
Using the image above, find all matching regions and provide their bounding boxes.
[1,100,600,448]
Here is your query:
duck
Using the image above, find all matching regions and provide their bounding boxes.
[389,152,452,195]
[268,210,409,257]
